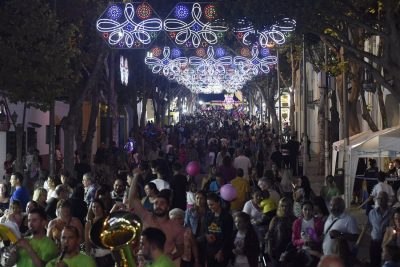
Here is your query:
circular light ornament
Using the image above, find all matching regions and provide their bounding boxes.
[215,47,225,57]
[191,23,201,32]
[151,47,162,57]
[204,4,217,20]
[196,48,206,57]
[240,47,251,57]
[260,48,270,57]
[107,5,122,20]
[174,4,190,20]
[136,2,152,20]
[171,48,182,58]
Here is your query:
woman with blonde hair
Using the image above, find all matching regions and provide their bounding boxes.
[32,187,47,209]
[266,197,296,266]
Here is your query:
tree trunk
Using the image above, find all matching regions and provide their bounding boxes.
[360,91,379,132]
[290,45,299,135]
[108,51,118,146]
[49,102,56,176]
[63,47,107,169]
[140,95,148,130]
[318,86,326,175]
[330,89,340,142]
[81,92,100,160]
[131,87,139,135]
[15,124,24,173]
[377,87,388,129]
[62,115,76,174]
[348,102,361,135]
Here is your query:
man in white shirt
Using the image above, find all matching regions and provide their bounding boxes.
[370,172,395,207]
[151,165,170,191]
[233,148,251,179]
[322,197,359,255]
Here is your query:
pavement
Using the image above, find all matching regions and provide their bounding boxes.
[306,153,371,263]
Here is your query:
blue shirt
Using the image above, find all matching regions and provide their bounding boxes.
[368,207,392,241]
[11,187,30,210]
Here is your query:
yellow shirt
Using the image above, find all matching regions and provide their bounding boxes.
[260,198,277,213]
[230,177,250,211]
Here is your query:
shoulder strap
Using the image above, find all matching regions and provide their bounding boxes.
[324,218,340,235]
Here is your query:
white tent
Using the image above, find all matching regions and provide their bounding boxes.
[332,130,373,174]
[332,126,400,207]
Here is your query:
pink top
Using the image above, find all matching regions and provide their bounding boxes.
[292,217,324,248]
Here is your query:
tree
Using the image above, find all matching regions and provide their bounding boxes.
[53,0,109,173]
[221,0,400,101]
[0,0,79,172]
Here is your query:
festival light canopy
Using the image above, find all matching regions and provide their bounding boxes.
[164,3,228,48]
[144,45,277,93]
[234,18,296,48]
[96,2,162,49]
[96,2,296,93]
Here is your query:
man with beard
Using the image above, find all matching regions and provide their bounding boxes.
[16,208,58,267]
[111,178,126,203]
[46,225,96,267]
[140,227,175,267]
[322,197,359,255]
[127,173,184,262]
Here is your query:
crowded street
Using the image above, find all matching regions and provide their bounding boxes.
[0,0,400,267]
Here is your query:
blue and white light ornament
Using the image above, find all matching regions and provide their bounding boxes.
[164,2,228,48]
[174,4,190,20]
[96,2,162,49]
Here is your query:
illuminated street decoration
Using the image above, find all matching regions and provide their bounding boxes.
[204,4,217,20]
[136,2,152,20]
[234,18,296,47]
[144,46,188,79]
[164,2,228,48]
[144,45,276,93]
[258,18,296,48]
[120,55,129,85]
[234,46,277,75]
[96,2,162,49]
[233,19,256,46]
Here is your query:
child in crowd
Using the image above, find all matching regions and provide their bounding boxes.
[186,182,197,210]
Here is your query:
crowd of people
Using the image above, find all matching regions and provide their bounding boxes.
[0,108,399,267]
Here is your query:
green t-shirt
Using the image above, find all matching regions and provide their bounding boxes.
[45,252,96,267]
[17,236,58,267]
[147,254,175,267]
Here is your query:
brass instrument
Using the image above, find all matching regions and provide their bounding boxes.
[0,223,20,267]
[90,211,142,267]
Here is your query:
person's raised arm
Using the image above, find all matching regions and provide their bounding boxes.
[127,173,146,217]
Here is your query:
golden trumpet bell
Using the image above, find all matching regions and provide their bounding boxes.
[90,211,142,267]
[100,212,142,249]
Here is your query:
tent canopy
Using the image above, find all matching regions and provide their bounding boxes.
[332,125,400,207]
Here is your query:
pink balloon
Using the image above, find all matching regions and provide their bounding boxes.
[186,161,200,176]
[220,184,237,201]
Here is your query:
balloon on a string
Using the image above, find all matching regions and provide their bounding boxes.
[124,137,137,153]
[220,184,237,201]
[186,161,200,176]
